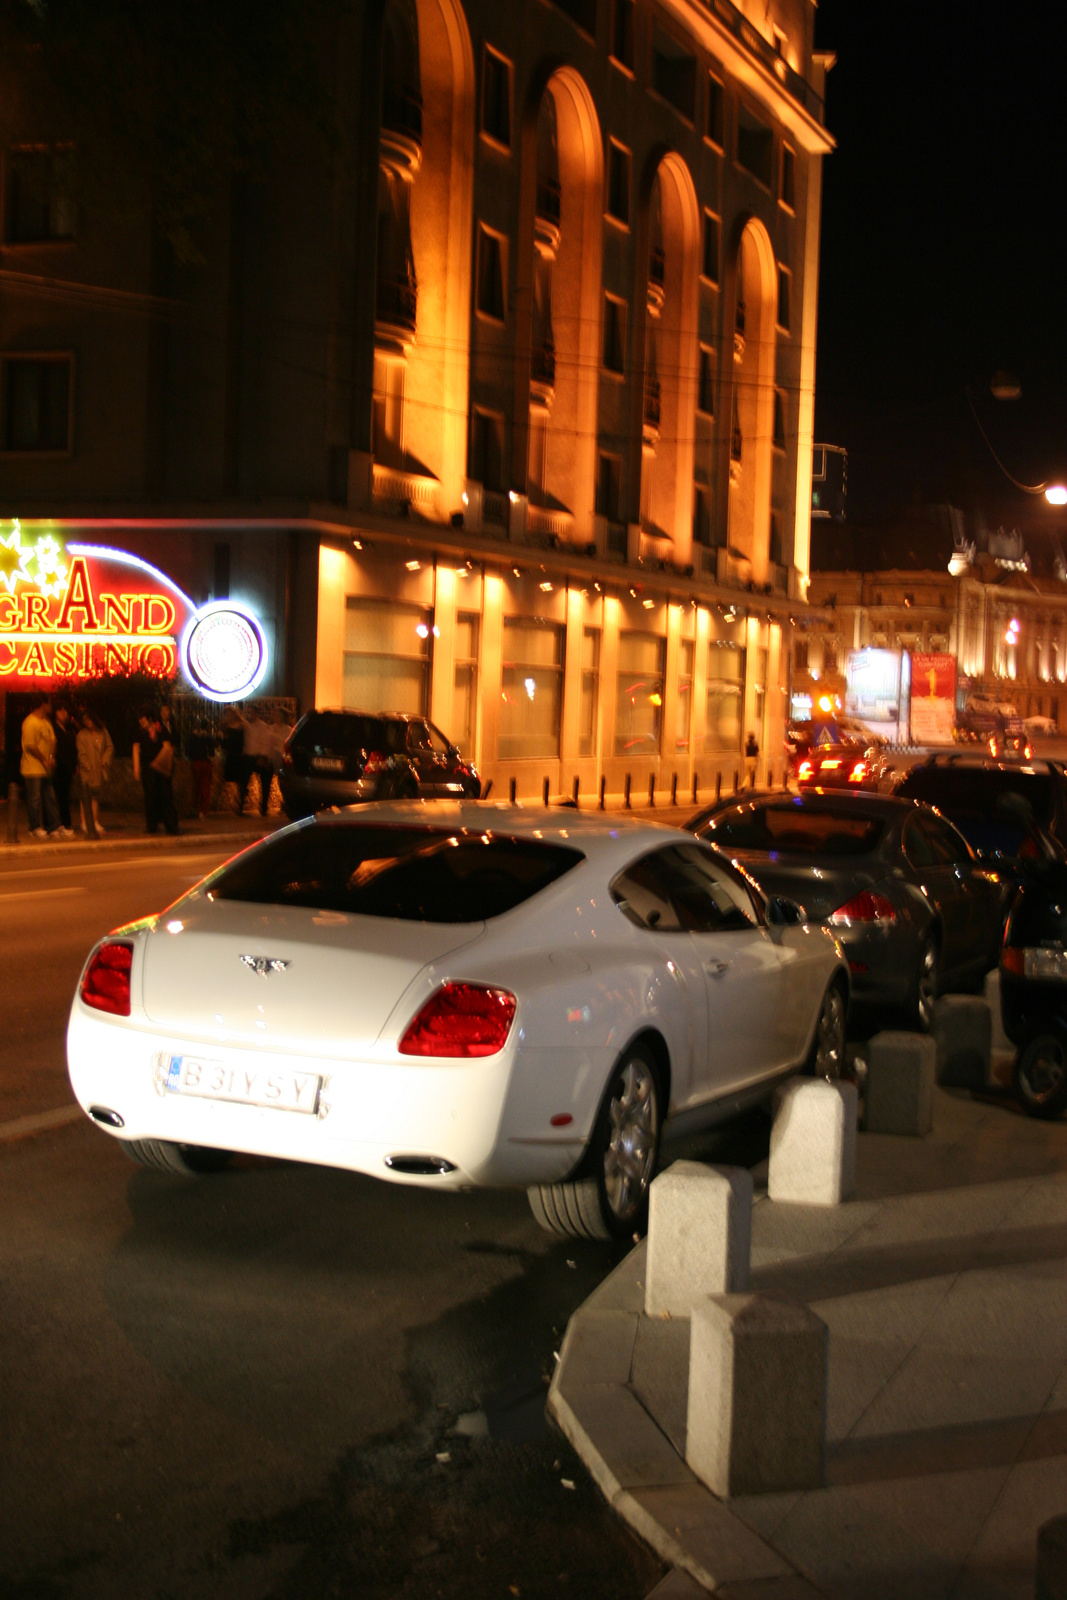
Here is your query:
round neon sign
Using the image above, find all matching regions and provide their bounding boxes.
[180,602,268,702]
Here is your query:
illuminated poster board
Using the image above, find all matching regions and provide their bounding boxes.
[0,521,267,701]
[909,652,956,745]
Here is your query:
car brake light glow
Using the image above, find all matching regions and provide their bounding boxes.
[848,761,867,782]
[398,982,517,1057]
[363,751,388,775]
[828,892,897,926]
[81,941,133,1016]
[821,758,841,770]
[798,760,814,780]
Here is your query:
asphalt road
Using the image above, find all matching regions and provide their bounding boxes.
[0,844,709,1600]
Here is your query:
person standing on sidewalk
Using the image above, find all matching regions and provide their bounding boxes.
[21,694,67,840]
[76,710,113,836]
[745,730,760,788]
[188,720,217,817]
[52,701,79,833]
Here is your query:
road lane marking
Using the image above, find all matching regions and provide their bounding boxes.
[0,1104,83,1143]
[0,886,89,902]
[0,853,223,883]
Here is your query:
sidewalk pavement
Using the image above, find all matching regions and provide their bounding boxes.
[0,806,285,858]
[549,1087,1067,1600]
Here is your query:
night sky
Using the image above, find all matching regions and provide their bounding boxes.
[811,0,1067,527]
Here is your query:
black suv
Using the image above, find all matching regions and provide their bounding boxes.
[279,710,481,820]
[892,755,1067,863]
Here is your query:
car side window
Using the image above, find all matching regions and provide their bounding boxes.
[406,722,432,754]
[428,723,452,755]
[611,845,758,934]
[921,812,972,865]
[902,817,938,869]
[610,851,685,931]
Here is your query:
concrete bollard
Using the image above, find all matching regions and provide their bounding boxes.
[686,1292,828,1498]
[932,995,992,1089]
[1037,1514,1067,1600]
[645,1162,752,1316]
[865,1031,936,1135]
[768,1079,857,1206]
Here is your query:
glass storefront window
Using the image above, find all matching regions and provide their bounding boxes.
[344,596,430,714]
[705,642,744,752]
[500,618,563,759]
[579,629,600,757]
[615,632,665,756]
[451,612,479,756]
[675,638,694,752]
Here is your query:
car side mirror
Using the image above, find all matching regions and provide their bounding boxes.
[767,896,806,927]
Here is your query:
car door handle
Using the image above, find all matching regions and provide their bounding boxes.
[705,960,731,978]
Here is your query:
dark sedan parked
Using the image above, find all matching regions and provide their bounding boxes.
[280,709,481,820]
[686,790,1009,1028]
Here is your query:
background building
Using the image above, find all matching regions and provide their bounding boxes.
[0,0,833,796]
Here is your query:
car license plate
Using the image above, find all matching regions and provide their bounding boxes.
[157,1054,322,1114]
[310,756,345,772]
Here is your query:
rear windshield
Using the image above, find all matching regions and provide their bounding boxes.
[207,824,583,921]
[701,803,885,857]
[896,768,1056,826]
[290,712,406,757]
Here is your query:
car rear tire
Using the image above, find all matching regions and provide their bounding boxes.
[806,980,847,1079]
[1013,1028,1067,1119]
[527,1046,662,1241]
[121,1139,232,1174]
[911,936,940,1032]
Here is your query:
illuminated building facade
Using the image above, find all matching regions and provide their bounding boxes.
[0,0,833,795]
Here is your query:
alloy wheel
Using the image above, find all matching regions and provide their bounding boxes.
[1019,1036,1067,1108]
[602,1056,659,1225]
[917,941,938,1031]
[814,985,846,1079]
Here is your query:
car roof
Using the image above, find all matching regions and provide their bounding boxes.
[692,789,916,825]
[301,799,693,865]
[302,708,424,723]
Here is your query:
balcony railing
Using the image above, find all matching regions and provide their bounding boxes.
[531,339,556,389]
[644,377,661,429]
[703,0,824,123]
[381,87,423,141]
[535,177,561,226]
[650,245,665,287]
[376,275,417,335]
[731,425,742,461]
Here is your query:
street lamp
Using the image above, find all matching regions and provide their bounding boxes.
[1046,485,1067,506]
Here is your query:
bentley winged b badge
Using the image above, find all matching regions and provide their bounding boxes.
[239,955,290,977]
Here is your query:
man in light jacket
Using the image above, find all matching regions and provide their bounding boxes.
[21,693,66,840]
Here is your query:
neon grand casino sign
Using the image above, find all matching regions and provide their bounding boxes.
[0,521,267,701]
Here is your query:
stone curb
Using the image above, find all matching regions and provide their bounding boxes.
[547,1245,828,1598]
[0,826,273,858]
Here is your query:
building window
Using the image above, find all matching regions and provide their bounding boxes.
[343,596,431,715]
[823,641,837,673]
[615,632,665,755]
[698,347,715,417]
[770,511,783,565]
[606,140,631,226]
[476,226,506,321]
[596,451,622,521]
[780,144,796,210]
[3,145,74,243]
[772,389,786,449]
[737,105,773,188]
[706,71,725,149]
[676,638,694,752]
[1,354,72,452]
[602,294,627,375]
[580,628,600,756]
[610,0,635,70]
[481,48,511,148]
[776,266,791,332]
[705,643,744,752]
[812,446,825,478]
[500,618,563,760]
[794,639,809,670]
[552,0,597,37]
[470,408,505,491]
[651,28,696,121]
[701,210,720,285]
[452,612,480,757]
[693,484,712,546]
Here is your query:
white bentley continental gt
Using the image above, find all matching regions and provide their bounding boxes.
[67,804,849,1238]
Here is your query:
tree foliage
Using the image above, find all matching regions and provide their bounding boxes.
[0,0,339,262]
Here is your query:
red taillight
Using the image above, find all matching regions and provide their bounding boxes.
[848,761,867,782]
[80,941,133,1016]
[828,892,897,926]
[1001,946,1025,975]
[798,760,814,780]
[363,750,388,775]
[398,982,516,1057]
